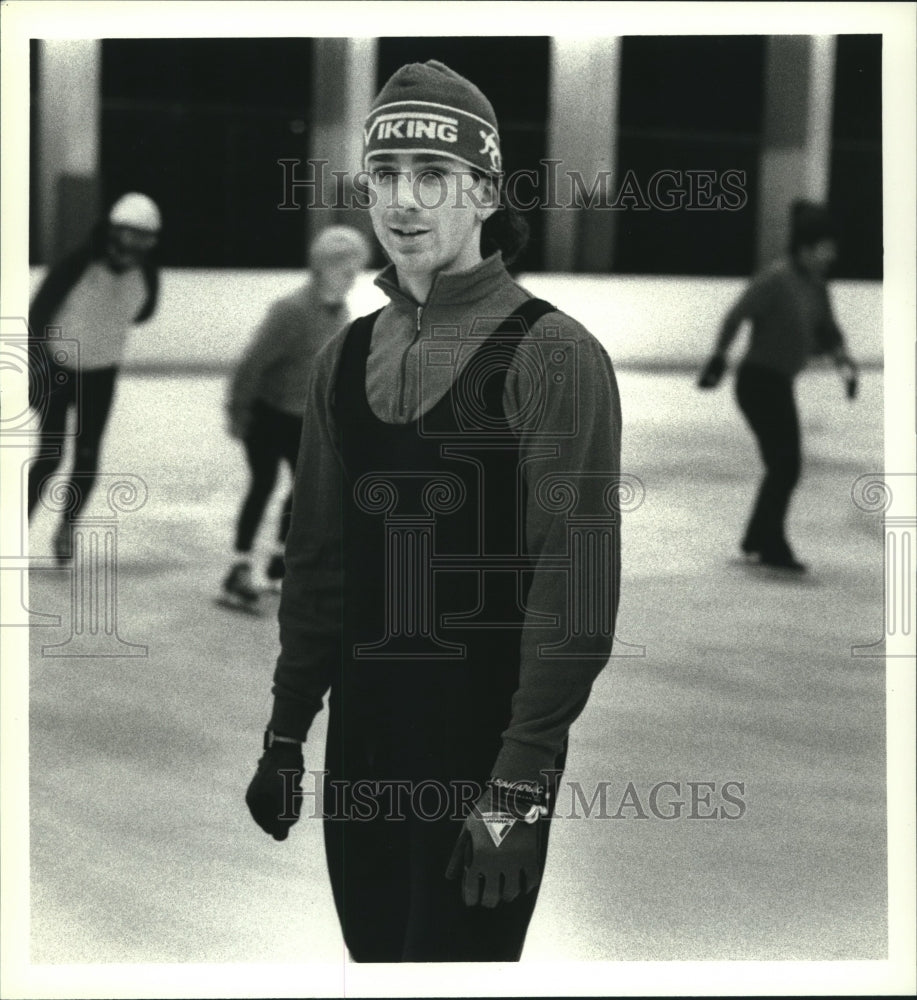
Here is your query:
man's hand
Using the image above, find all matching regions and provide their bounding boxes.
[445,783,547,908]
[837,357,859,400]
[697,352,726,389]
[227,413,249,441]
[245,735,304,841]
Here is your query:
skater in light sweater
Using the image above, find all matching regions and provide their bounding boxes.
[28,193,162,559]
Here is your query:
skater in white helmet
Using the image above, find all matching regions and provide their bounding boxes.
[28,193,162,559]
[222,226,371,611]
[698,200,860,572]
[245,60,623,962]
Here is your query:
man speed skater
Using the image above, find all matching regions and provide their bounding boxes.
[246,60,624,962]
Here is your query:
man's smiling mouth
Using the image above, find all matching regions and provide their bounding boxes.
[390,225,430,237]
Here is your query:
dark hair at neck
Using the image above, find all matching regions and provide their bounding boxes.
[481,188,529,266]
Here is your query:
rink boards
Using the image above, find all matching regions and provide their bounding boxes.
[27,268,884,371]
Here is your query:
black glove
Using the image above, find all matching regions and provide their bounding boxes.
[445,782,548,908]
[245,735,304,841]
[697,353,726,389]
[838,358,859,400]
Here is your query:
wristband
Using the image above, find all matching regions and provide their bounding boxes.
[487,779,549,823]
[263,729,302,751]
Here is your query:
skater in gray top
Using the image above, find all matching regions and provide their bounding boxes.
[698,200,859,571]
[221,225,370,611]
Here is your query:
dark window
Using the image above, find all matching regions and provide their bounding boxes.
[100,39,313,267]
[829,35,882,280]
[614,36,766,276]
[377,37,551,272]
[29,40,41,264]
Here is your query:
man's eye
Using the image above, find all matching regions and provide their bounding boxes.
[416,168,448,182]
[370,169,398,182]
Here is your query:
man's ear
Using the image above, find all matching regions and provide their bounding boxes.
[475,175,499,223]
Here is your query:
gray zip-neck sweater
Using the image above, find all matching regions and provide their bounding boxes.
[269,253,623,785]
[716,258,846,378]
[228,281,349,427]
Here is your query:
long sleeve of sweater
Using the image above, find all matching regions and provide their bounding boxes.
[492,324,622,784]
[227,303,292,431]
[28,249,92,342]
[267,331,346,739]
[811,281,848,357]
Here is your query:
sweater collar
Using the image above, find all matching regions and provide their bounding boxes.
[301,280,346,314]
[373,253,509,310]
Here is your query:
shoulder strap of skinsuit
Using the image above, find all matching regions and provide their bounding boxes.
[491,297,557,337]
[337,307,384,368]
[344,307,384,347]
[331,308,384,416]
[454,297,559,431]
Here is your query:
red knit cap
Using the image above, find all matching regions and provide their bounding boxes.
[363,60,502,176]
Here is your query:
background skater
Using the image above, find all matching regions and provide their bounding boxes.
[245,60,623,962]
[222,226,370,611]
[697,200,860,572]
[28,192,162,559]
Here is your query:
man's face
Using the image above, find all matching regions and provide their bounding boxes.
[314,259,360,306]
[798,238,838,278]
[107,225,158,271]
[366,153,496,281]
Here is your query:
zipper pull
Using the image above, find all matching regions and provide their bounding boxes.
[416,305,422,336]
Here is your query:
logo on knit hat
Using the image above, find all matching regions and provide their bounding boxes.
[364,100,502,176]
[365,112,458,145]
[478,129,501,173]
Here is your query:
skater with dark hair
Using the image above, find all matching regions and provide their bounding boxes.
[222,226,370,611]
[698,200,860,572]
[28,193,162,559]
[245,60,623,962]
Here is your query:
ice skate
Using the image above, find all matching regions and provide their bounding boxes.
[735,542,807,575]
[265,552,285,592]
[216,561,263,616]
[758,550,808,573]
[739,542,761,565]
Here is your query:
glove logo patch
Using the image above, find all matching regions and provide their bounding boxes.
[480,811,517,847]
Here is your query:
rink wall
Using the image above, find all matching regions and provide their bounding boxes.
[28,268,883,372]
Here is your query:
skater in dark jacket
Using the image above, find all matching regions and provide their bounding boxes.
[245,61,623,962]
[28,193,161,559]
[222,226,370,610]
[698,200,859,572]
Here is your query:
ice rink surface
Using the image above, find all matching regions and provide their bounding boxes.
[26,365,887,965]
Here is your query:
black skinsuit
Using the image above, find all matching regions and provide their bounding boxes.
[325,299,561,962]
